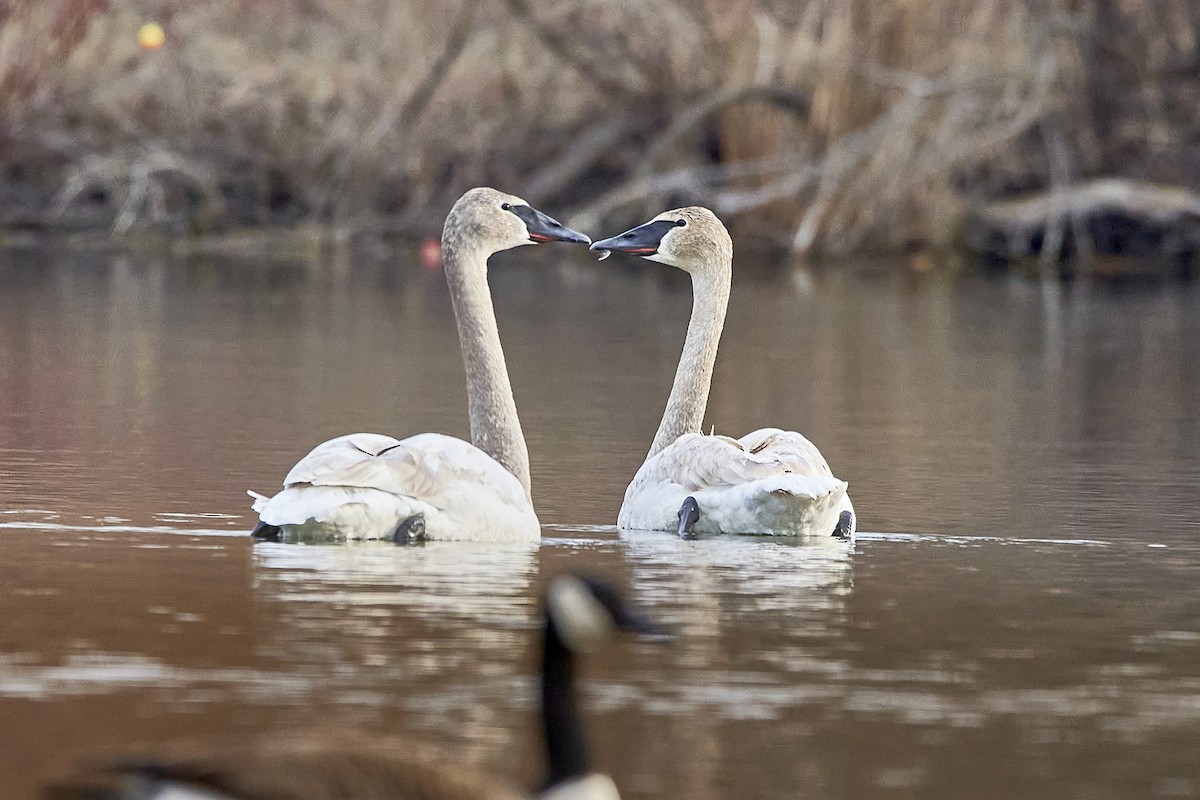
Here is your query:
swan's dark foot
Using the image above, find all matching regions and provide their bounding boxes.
[250,520,280,541]
[832,510,854,540]
[677,496,700,539]
[392,513,427,545]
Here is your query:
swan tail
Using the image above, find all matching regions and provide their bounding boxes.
[247,489,271,514]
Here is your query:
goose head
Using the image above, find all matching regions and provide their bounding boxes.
[445,187,590,255]
[590,206,732,275]
[545,573,664,652]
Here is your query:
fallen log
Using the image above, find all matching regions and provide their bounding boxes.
[964,179,1200,276]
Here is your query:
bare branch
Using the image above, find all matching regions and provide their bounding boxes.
[521,115,642,205]
[636,84,810,175]
[499,0,644,96]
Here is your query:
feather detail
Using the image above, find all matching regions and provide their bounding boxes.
[619,430,854,538]
[249,433,538,542]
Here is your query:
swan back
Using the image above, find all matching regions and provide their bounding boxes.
[618,431,851,537]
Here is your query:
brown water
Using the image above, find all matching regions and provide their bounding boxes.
[1,243,1198,799]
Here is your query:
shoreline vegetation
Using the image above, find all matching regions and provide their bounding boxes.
[2,1,1198,272]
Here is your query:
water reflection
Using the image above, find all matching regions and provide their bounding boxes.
[250,540,539,666]
[611,531,855,800]
[249,540,540,754]
[0,650,312,704]
[621,530,853,609]
[252,540,538,623]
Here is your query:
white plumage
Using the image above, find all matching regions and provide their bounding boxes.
[618,428,853,537]
[249,433,539,542]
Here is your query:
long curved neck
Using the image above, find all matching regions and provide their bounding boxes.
[540,619,588,789]
[647,264,731,459]
[442,237,532,500]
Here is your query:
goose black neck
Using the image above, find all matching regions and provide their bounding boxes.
[541,616,589,788]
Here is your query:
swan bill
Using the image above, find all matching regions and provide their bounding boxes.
[508,204,591,245]
[589,219,682,257]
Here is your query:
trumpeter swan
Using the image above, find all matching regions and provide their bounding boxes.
[46,574,666,800]
[248,188,589,543]
[591,208,855,539]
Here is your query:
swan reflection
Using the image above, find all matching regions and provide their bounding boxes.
[619,530,853,616]
[615,531,854,800]
[250,540,540,756]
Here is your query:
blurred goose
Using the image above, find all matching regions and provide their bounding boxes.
[46,574,664,800]
[248,188,589,543]
[591,208,855,539]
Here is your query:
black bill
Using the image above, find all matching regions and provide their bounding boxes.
[589,219,681,257]
[508,204,590,245]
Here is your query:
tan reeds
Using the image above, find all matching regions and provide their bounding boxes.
[1,0,1196,255]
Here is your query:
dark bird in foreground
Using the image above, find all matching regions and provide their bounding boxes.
[45,573,666,800]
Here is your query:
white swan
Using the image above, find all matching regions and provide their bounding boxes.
[591,207,855,539]
[249,188,589,543]
[46,574,666,800]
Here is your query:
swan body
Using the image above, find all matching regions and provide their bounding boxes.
[618,428,852,537]
[248,189,589,543]
[46,575,664,800]
[249,433,538,543]
[593,208,855,540]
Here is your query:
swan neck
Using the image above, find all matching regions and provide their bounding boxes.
[442,237,532,499]
[648,265,730,459]
[541,618,589,788]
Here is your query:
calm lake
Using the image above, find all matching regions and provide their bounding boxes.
[1,240,1198,799]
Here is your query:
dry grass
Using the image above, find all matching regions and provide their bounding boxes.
[1,0,1197,254]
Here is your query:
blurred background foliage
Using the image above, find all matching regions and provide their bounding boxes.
[0,0,1197,257]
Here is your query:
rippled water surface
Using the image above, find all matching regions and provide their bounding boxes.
[1,243,1198,799]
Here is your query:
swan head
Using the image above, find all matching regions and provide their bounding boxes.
[545,574,667,653]
[590,206,732,274]
[445,187,590,254]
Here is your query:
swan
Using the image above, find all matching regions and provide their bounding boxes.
[248,188,589,543]
[45,573,666,800]
[591,207,855,539]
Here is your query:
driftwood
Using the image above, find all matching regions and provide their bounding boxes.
[964,179,1200,266]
